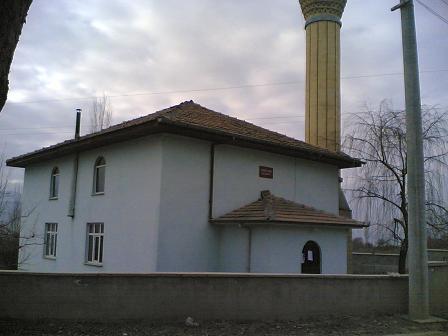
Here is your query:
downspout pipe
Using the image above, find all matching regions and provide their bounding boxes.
[208,143,216,220]
[246,226,252,273]
[67,154,79,218]
[68,109,81,218]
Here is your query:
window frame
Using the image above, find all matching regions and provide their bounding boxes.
[85,222,104,266]
[92,157,106,195]
[49,167,60,200]
[43,222,58,259]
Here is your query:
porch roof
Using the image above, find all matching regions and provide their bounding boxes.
[211,190,367,228]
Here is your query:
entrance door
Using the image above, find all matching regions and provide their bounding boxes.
[301,241,321,274]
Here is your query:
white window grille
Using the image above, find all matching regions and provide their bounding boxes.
[44,223,58,258]
[86,223,104,265]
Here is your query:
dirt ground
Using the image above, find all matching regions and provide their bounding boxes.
[1,314,447,336]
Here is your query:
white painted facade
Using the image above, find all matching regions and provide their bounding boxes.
[218,226,348,274]
[18,133,350,274]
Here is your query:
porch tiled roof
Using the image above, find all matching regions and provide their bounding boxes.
[211,190,366,228]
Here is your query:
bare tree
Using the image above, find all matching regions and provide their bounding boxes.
[344,101,448,274]
[0,154,39,269]
[89,94,113,133]
[0,0,33,112]
[0,195,21,269]
[0,155,20,269]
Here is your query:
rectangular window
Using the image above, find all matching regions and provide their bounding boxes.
[50,167,60,199]
[51,174,59,197]
[86,223,104,265]
[95,165,105,193]
[44,223,58,258]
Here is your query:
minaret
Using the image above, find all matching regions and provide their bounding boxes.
[299,0,347,152]
[299,1,353,273]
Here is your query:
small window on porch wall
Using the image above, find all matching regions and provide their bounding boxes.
[93,156,106,194]
[49,167,59,199]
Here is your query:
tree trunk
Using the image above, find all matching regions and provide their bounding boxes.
[398,238,408,274]
[0,0,33,112]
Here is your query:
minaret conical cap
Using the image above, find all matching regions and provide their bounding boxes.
[299,0,347,23]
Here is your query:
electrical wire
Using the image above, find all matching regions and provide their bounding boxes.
[416,0,448,25]
[438,0,448,8]
[0,115,306,132]
[6,81,304,105]
[1,106,446,133]
[5,69,448,106]
[0,131,73,136]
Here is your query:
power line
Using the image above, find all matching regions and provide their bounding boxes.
[5,69,448,106]
[416,0,448,25]
[6,81,304,105]
[244,115,304,120]
[0,122,307,136]
[0,115,306,132]
[0,131,73,136]
[5,113,372,132]
[0,125,83,131]
[2,106,446,133]
[0,121,306,135]
[342,69,448,78]
[438,0,448,8]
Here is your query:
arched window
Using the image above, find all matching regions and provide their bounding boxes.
[93,157,106,194]
[49,167,60,199]
[301,241,321,274]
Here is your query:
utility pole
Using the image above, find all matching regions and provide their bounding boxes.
[391,0,429,321]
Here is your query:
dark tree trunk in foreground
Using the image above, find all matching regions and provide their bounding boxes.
[398,237,408,274]
[0,0,32,112]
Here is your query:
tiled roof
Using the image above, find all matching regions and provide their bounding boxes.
[211,190,366,228]
[6,101,362,168]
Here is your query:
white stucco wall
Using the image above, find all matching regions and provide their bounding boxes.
[213,145,339,217]
[17,132,346,274]
[19,135,163,273]
[218,226,250,272]
[19,156,76,270]
[211,144,345,274]
[157,135,220,272]
[218,225,348,274]
[156,139,343,274]
[250,226,348,274]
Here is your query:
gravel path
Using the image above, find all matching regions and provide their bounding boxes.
[1,314,447,336]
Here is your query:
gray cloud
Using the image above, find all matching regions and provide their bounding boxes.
[2,0,448,184]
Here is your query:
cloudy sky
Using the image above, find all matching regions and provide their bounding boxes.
[1,0,448,186]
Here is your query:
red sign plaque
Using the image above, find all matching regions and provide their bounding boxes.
[259,166,273,179]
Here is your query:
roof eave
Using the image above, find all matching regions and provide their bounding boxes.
[6,120,169,168]
[210,219,368,229]
[6,116,362,169]
[158,118,362,169]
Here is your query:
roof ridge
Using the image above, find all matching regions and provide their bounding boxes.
[7,100,362,168]
[261,191,359,222]
[260,190,276,220]
[173,102,352,159]
[188,102,315,148]
[272,194,327,214]
[212,191,366,228]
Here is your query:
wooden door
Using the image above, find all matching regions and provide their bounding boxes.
[301,241,321,274]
